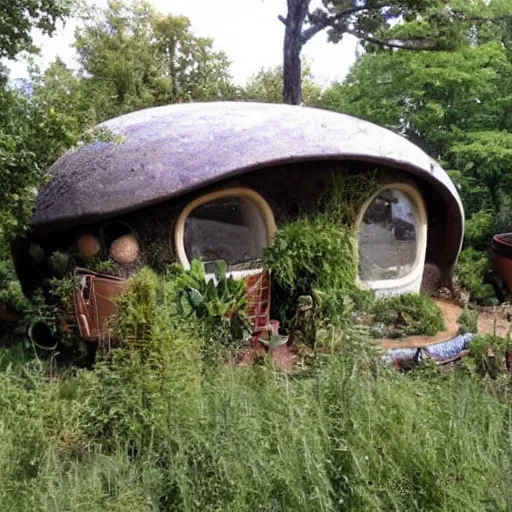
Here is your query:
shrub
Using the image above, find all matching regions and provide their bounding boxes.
[458,307,479,334]
[464,210,494,251]
[371,292,445,338]
[469,334,509,378]
[456,247,495,304]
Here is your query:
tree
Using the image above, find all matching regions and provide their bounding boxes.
[0,0,70,59]
[318,40,512,212]
[319,41,512,158]
[278,0,512,105]
[74,0,235,118]
[451,131,512,214]
[153,14,235,102]
[243,63,321,106]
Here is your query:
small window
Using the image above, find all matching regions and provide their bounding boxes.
[358,187,424,282]
[176,188,276,275]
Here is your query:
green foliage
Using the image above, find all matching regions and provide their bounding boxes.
[73,0,235,118]
[458,307,479,334]
[176,260,251,347]
[244,62,322,106]
[451,130,512,212]
[116,267,159,345]
[0,0,70,59]
[321,42,512,159]
[456,247,495,304]
[264,172,378,330]
[464,210,494,251]
[371,293,445,338]
[0,258,31,318]
[84,258,116,274]
[264,216,368,331]
[2,334,512,510]
[116,263,251,352]
[177,260,247,319]
[469,334,510,378]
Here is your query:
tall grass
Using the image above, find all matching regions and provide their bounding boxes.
[1,336,512,511]
[1,265,512,511]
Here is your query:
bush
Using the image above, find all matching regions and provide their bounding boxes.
[371,292,445,338]
[464,211,494,251]
[456,247,495,304]
[458,307,479,334]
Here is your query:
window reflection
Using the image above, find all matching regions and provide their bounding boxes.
[184,197,267,273]
[359,189,418,281]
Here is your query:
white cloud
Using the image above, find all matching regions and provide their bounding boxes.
[6,0,357,87]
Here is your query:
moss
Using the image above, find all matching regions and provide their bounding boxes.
[371,293,445,338]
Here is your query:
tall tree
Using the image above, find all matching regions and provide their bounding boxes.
[319,41,512,158]
[153,14,234,102]
[278,0,512,105]
[74,0,235,117]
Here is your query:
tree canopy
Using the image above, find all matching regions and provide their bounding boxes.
[0,0,71,59]
[279,0,512,104]
[74,0,235,118]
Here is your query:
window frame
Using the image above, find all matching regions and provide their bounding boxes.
[174,187,277,278]
[355,182,428,291]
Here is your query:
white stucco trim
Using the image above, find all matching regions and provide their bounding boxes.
[355,182,428,295]
[174,187,276,273]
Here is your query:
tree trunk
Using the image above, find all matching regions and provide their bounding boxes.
[282,0,310,105]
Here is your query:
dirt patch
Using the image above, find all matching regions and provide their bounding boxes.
[379,299,511,350]
[478,306,511,337]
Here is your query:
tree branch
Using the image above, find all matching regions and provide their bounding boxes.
[300,3,389,45]
[345,29,439,50]
[278,14,287,26]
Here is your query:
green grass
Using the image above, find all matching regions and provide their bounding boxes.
[1,336,512,511]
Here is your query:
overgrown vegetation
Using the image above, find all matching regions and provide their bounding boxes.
[3,1,512,509]
[2,317,512,510]
[264,172,445,341]
[371,293,445,338]
[264,172,378,332]
[458,307,479,334]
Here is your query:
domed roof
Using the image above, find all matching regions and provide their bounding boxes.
[32,101,463,236]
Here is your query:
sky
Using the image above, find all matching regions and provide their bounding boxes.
[7,0,359,87]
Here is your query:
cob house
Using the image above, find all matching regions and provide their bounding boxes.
[12,102,469,367]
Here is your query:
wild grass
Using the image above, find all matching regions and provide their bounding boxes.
[2,328,512,511]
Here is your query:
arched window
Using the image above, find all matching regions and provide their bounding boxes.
[357,184,427,292]
[175,188,276,276]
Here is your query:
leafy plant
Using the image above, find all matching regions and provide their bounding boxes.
[456,247,495,304]
[178,260,246,318]
[469,334,509,379]
[371,293,445,338]
[458,307,479,334]
[264,170,378,331]
[177,259,251,345]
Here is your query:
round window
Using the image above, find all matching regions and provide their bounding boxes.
[176,188,276,274]
[358,187,424,282]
